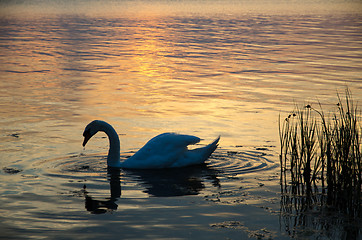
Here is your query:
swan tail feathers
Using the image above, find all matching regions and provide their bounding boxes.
[204,136,220,159]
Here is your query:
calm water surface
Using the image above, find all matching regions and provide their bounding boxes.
[0,0,361,239]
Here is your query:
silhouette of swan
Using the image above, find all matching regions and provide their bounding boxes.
[82,120,220,169]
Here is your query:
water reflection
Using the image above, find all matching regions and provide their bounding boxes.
[280,194,361,239]
[84,168,121,214]
[83,165,220,214]
[125,164,220,197]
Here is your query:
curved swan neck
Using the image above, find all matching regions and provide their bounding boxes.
[100,121,121,168]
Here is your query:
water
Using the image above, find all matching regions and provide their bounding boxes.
[0,0,361,239]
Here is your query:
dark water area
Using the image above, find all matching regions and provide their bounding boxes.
[0,0,361,239]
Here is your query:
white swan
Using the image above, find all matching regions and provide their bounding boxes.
[82,120,220,169]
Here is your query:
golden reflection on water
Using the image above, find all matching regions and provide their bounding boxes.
[129,21,175,79]
[1,2,361,152]
[0,1,362,238]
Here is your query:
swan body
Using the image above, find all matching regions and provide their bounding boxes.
[82,120,220,169]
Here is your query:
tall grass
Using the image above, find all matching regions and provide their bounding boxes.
[279,89,361,217]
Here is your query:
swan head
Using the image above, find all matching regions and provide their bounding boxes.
[82,120,121,168]
[82,120,104,147]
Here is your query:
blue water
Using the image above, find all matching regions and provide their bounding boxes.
[0,0,361,239]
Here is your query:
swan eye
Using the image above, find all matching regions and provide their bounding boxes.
[82,129,93,147]
[83,129,91,137]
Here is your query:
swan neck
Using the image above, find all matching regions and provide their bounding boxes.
[102,123,121,168]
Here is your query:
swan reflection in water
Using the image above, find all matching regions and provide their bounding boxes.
[83,165,220,214]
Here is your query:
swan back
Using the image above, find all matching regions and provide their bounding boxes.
[121,133,219,169]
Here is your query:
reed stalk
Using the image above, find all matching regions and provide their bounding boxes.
[279,89,361,218]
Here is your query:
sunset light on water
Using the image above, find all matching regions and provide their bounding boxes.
[0,0,361,239]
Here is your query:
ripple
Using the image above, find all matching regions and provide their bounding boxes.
[207,148,277,177]
[38,153,108,178]
[34,149,278,200]
[38,148,276,179]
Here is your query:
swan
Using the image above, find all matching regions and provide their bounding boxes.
[82,120,220,169]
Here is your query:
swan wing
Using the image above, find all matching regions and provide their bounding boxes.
[171,136,220,168]
[121,133,201,169]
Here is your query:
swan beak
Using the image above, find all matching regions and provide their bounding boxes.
[83,131,91,147]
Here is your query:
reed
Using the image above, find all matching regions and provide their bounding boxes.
[279,89,361,217]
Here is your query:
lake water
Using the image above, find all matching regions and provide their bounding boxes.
[0,0,361,239]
